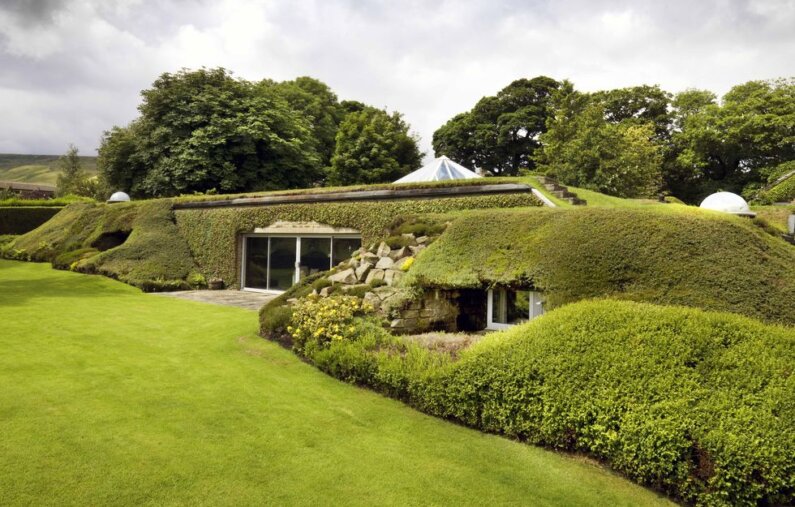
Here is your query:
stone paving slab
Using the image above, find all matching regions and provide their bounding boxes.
[153,289,277,311]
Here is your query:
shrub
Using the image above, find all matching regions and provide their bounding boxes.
[279,299,795,506]
[288,294,373,354]
[5,200,200,291]
[0,207,62,235]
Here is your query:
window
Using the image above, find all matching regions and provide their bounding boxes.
[242,234,361,292]
[486,288,544,330]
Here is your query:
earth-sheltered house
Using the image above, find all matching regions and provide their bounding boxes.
[3,170,794,332]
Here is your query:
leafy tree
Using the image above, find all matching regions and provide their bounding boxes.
[432,76,560,175]
[98,68,323,197]
[328,107,423,185]
[271,76,344,167]
[592,85,672,140]
[670,78,795,201]
[538,85,662,198]
[56,145,92,197]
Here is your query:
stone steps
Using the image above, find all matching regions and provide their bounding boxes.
[538,176,587,206]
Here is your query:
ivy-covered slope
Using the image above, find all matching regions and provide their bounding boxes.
[406,206,795,324]
[2,201,201,291]
[174,193,540,285]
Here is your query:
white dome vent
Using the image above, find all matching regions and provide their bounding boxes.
[699,192,755,217]
[107,191,131,203]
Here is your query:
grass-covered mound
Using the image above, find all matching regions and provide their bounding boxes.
[280,298,794,506]
[406,206,795,325]
[2,200,201,291]
[175,193,539,285]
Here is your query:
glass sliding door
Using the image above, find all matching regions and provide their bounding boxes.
[299,237,331,279]
[332,237,362,266]
[243,233,361,292]
[244,237,269,290]
[268,237,297,291]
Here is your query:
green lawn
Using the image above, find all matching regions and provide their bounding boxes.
[0,260,672,506]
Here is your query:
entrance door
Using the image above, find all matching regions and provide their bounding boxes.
[243,237,269,290]
[268,237,297,291]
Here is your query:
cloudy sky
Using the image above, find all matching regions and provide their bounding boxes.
[0,0,793,158]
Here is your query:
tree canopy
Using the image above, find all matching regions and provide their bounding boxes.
[98,68,420,197]
[328,107,423,185]
[537,83,662,198]
[432,76,560,176]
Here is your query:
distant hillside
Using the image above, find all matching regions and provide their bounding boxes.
[0,154,98,186]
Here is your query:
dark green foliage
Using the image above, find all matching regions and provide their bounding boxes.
[4,201,200,291]
[98,68,323,197]
[276,300,794,506]
[0,207,61,234]
[176,193,540,286]
[433,76,560,175]
[537,81,663,198]
[328,107,422,185]
[670,79,795,202]
[406,207,795,325]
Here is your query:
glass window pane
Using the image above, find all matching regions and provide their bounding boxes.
[244,237,268,289]
[268,237,297,291]
[507,290,530,325]
[530,291,545,319]
[300,237,331,279]
[332,237,361,266]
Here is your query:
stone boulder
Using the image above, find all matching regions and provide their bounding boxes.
[375,256,395,270]
[365,268,386,284]
[354,263,372,282]
[376,242,391,257]
[328,268,356,284]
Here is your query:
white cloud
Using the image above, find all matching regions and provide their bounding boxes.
[0,0,793,158]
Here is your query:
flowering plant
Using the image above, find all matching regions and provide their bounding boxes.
[288,294,373,352]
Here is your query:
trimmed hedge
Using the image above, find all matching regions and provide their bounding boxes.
[175,193,541,285]
[275,299,795,506]
[0,206,62,234]
[406,207,795,325]
[3,201,201,291]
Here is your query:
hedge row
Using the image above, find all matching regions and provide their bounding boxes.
[406,206,795,325]
[174,193,541,285]
[0,206,62,234]
[268,298,795,506]
[2,201,202,291]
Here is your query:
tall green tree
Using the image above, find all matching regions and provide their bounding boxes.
[98,68,323,197]
[670,78,795,201]
[538,84,662,198]
[271,76,344,167]
[328,108,423,185]
[56,145,93,197]
[432,76,560,175]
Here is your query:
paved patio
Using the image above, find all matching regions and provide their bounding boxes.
[153,289,277,311]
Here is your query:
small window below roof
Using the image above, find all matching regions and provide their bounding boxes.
[486,288,544,330]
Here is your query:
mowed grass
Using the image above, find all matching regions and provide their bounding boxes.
[0,261,673,506]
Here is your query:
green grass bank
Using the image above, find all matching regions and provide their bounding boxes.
[0,260,671,506]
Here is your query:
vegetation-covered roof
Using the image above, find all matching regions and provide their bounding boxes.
[406,206,795,324]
